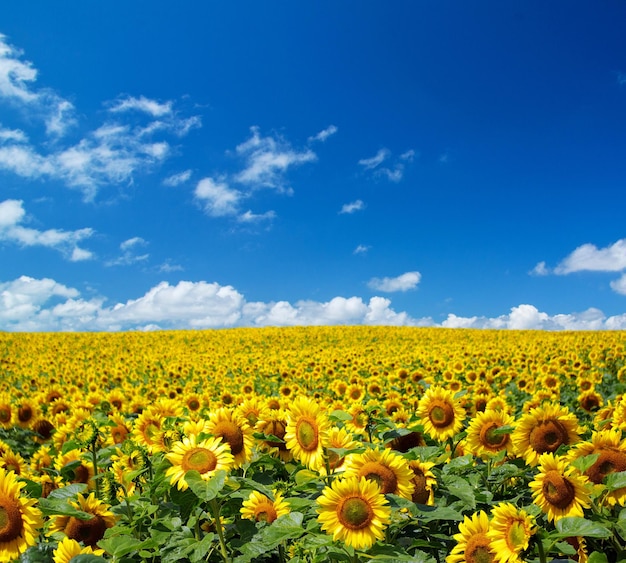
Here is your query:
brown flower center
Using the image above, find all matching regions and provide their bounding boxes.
[337,496,374,530]
[263,420,288,451]
[586,449,626,484]
[529,420,569,454]
[187,398,200,411]
[182,447,218,474]
[411,468,430,504]
[295,417,319,451]
[542,470,576,509]
[428,400,455,428]
[480,423,509,450]
[212,421,245,456]
[0,495,24,542]
[388,432,425,453]
[0,405,11,424]
[465,533,494,563]
[65,514,107,547]
[254,501,278,523]
[33,419,55,440]
[111,426,129,444]
[359,461,398,495]
[17,405,33,424]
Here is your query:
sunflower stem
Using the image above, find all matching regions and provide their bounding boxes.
[210,498,230,563]
[278,543,287,563]
[536,533,548,563]
[90,441,100,499]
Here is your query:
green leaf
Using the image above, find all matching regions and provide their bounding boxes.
[570,453,599,475]
[329,409,353,421]
[185,469,227,502]
[415,505,464,522]
[97,536,151,558]
[47,483,88,500]
[605,470,626,491]
[361,544,436,562]
[588,552,609,563]
[294,469,319,486]
[38,497,94,520]
[69,556,108,563]
[554,517,612,539]
[442,475,476,509]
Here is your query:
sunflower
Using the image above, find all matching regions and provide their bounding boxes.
[529,453,591,522]
[255,409,292,462]
[205,407,255,468]
[317,476,391,550]
[465,409,516,460]
[131,408,165,454]
[0,396,12,429]
[417,386,466,442]
[321,427,360,475]
[165,434,234,491]
[52,536,105,563]
[48,492,116,547]
[486,503,535,563]
[344,404,369,438]
[447,510,495,563]
[284,396,330,471]
[0,467,43,560]
[240,490,290,523]
[343,447,415,500]
[567,428,626,506]
[0,450,28,478]
[408,459,437,505]
[54,449,95,489]
[512,403,583,466]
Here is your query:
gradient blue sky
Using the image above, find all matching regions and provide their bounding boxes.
[1,1,626,331]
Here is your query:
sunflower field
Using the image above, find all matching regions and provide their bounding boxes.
[1,326,626,563]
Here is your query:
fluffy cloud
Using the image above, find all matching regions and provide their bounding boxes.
[353,244,370,255]
[368,271,421,292]
[555,239,626,274]
[529,261,549,276]
[340,200,365,214]
[2,276,624,332]
[0,35,200,200]
[234,126,317,192]
[195,177,243,217]
[0,199,94,260]
[610,273,626,296]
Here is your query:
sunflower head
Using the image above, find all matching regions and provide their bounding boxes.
[240,490,290,523]
[317,476,391,550]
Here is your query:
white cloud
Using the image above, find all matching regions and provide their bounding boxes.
[0,199,94,260]
[368,271,421,292]
[163,169,192,186]
[340,200,365,214]
[109,95,173,117]
[441,304,621,331]
[530,261,549,276]
[358,149,389,170]
[195,177,243,217]
[1,276,625,332]
[308,125,338,143]
[610,273,626,295]
[234,126,317,192]
[555,239,626,274]
[237,210,276,223]
[0,35,200,200]
[158,260,184,273]
[0,34,38,102]
[106,237,149,267]
[353,244,370,255]
[358,148,413,182]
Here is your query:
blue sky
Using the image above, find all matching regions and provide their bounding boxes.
[1,1,626,331]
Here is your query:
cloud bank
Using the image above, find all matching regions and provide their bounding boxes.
[2,275,625,332]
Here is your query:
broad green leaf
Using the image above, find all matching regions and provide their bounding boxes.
[47,483,88,500]
[38,497,94,520]
[554,517,611,539]
[415,505,464,522]
[69,556,107,563]
[97,536,151,558]
[588,552,609,563]
[294,469,319,486]
[570,453,599,475]
[185,469,227,502]
[605,470,626,491]
[329,409,353,421]
[442,475,476,509]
